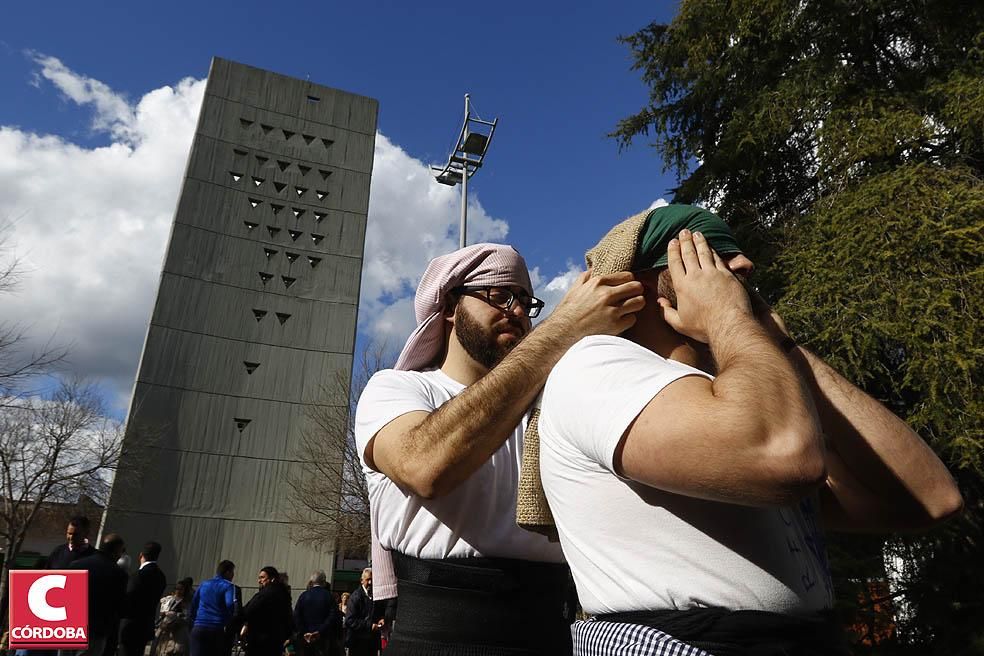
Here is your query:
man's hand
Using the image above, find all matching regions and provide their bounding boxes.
[658,229,752,343]
[546,270,644,337]
[372,618,385,632]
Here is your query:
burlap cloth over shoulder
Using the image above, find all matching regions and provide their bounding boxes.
[516,209,652,540]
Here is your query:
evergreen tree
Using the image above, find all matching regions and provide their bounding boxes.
[615,1,983,652]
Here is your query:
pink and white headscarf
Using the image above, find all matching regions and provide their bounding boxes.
[394,243,534,371]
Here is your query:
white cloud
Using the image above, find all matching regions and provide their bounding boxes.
[0,55,526,409]
[1,56,205,410]
[359,135,509,343]
[648,198,669,210]
[31,53,137,138]
[529,263,585,324]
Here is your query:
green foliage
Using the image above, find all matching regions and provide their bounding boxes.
[780,164,983,469]
[617,0,984,651]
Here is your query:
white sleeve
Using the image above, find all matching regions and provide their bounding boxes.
[540,336,711,473]
[354,370,439,467]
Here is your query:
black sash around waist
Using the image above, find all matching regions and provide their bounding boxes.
[387,551,574,656]
[597,607,850,656]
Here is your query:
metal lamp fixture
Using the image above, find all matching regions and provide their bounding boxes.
[432,94,498,248]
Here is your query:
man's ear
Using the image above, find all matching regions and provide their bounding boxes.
[443,293,460,325]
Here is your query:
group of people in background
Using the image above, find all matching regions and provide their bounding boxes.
[35,516,166,656]
[21,515,381,656]
[185,561,378,656]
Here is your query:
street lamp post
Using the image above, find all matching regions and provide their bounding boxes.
[433,94,497,248]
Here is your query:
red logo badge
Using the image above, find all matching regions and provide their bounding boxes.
[8,570,88,650]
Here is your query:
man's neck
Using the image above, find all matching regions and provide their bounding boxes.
[439,340,490,386]
[625,314,713,372]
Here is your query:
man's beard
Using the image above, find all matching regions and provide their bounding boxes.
[454,304,526,370]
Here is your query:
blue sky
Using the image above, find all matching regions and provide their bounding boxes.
[0,1,681,412]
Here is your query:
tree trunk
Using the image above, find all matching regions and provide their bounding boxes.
[0,536,16,634]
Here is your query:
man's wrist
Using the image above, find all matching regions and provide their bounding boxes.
[706,307,757,344]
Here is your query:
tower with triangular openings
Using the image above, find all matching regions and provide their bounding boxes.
[104,57,377,595]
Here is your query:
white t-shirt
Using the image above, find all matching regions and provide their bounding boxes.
[539,335,834,615]
[354,367,565,563]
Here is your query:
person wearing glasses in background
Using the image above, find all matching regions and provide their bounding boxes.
[354,243,644,655]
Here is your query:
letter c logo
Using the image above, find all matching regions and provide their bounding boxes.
[28,575,67,622]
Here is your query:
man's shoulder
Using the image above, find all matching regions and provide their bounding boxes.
[357,368,461,419]
[207,576,232,590]
[549,335,657,381]
[141,563,167,585]
[366,367,456,390]
[70,552,101,569]
[564,334,649,360]
[304,586,329,600]
[47,544,67,561]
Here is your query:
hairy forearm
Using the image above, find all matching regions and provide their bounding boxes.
[397,319,579,497]
[792,347,963,529]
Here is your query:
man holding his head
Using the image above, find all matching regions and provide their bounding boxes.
[535,205,963,654]
[354,243,644,654]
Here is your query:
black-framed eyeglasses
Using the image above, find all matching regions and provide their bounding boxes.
[454,286,545,318]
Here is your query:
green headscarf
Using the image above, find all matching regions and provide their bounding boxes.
[635,204,742,270]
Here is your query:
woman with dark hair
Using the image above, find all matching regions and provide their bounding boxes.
[153,577,194,656]
[241,567,293,656]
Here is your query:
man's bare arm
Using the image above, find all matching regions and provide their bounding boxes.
[616,231,826,506]
[367,272,645,498]
[790,347,963,532]
[749,294,964,531]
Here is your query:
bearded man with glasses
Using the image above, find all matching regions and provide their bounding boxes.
[354,243,644,655]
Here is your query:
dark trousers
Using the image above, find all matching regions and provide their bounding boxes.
[244,638,283,656]
[347,634,376,656]
[118,621,151,656]
[297,639,326,656]
[191,626,228,656]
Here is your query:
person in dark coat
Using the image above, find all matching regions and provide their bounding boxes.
[241,567,292,656]
[45,515,96,568]
[293,571,341,656]
[344,569,381,656]
[224,583,244,656]
[71,533,129,656]
[119,541,168,656]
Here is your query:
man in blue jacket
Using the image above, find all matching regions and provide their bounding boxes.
[189,560,238,656]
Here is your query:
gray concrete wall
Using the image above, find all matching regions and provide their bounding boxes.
[103,57,377,593]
